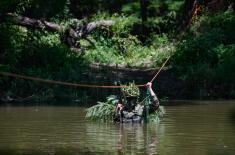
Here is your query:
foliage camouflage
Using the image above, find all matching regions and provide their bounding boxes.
[85,95,117,121]
[86,95,165,122]
[121,82,140,97]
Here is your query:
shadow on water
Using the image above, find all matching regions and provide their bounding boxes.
[0,100,90,107]
[231,107,235,125]
[206,150,234,155]
[0,149,112,155]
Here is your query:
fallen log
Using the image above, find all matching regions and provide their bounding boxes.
[4,13,114,52]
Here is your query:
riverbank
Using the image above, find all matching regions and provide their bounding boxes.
[1,63,234,104]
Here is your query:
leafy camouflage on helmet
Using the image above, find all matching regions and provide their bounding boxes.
[121,82,140,97]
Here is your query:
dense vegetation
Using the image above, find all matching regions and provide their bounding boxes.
[0,0,234,103]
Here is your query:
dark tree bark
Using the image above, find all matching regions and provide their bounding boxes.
[140,0,147,23]
[4,13,114,52]
[182,0,197,27]
[140,0,148,42]
[6,13,62,31]
[181,0,232,28]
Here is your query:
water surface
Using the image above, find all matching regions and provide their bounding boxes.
[0,101,235,155]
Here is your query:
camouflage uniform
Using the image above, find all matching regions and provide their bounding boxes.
[114,93,159,123]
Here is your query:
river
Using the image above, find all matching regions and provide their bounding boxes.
[0,101,235,155]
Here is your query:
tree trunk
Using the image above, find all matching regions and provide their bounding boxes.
[182,0,197,27]
[140,0,147,23]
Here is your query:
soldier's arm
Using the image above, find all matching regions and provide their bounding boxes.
[146,82,159,112]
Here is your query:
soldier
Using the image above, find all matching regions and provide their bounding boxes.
[114,82,159,123]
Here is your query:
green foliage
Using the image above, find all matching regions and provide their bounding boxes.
[121,2,140,16]
[215,44,235,82]
[0,0,33,14]
[121,82,140,97]
[173,8,235,98]
[85,95,117,121]
[84,13,174,67]
[0,0,70,19]
[166,0,184,11]
[0,24,29,69]
[0,21,87,98]
[149,106,165,122]
[174,9,235,76]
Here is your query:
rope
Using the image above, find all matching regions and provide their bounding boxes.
[0,71,145,88]
[150,56,171,82]
[0,55,171,88]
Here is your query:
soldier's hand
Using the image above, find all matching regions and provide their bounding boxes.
[146,82,152,88]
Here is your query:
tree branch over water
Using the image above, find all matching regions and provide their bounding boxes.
[5,13,114,52]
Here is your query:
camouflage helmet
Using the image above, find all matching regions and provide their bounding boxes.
[121,82,140,97]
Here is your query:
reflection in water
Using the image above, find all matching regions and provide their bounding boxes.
[0,102,235,155]
[115,124,158,155]
[85,122,160,155]
[232,107,235,124]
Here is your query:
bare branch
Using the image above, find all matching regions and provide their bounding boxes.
[4,13,114,52]
[85,20,114,32]
[6,13,63,31]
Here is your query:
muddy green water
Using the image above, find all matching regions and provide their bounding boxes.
[0,101,235,155]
